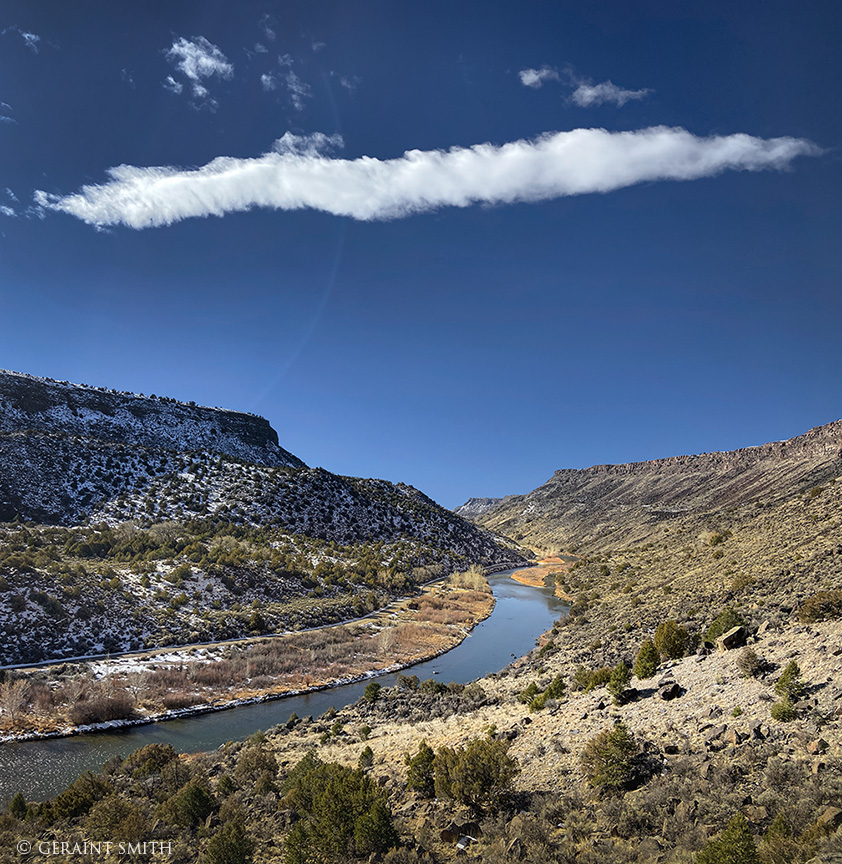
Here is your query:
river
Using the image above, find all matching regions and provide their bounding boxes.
[0,568,566,803]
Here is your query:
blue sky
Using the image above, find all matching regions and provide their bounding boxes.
[1,1,840,508]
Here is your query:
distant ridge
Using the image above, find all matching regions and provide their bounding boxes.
[460,419,842,550]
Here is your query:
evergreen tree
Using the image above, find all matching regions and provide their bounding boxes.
[634,639,658,679]
[696,814,760,864]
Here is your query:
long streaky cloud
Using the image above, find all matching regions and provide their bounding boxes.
[35,126,820,230]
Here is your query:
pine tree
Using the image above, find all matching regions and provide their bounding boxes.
[634,639,659,679]
[697,814,760,864]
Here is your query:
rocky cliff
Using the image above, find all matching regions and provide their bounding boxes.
[463,419,842,551]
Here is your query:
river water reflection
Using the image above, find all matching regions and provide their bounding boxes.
[0,568,566,802]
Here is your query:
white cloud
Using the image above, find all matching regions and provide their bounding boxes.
[20,30,40,53]
[164,36,232,105]
[261,73,277,91]
[0,102,15,124]
[284,69,311,110]
[572,80,650,107]
[339,75,360,93]
[0,205,15,217]
[162,75,183,95]
[312,41,326,52]
[35,126,820,230]
[5,188,19,202]
[2,26,42,53]
[259,14,276,41]
[254,42,268,54]
[519,66,560,88]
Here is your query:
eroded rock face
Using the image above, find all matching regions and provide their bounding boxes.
[462,418,842,549]
[0,369,303,468]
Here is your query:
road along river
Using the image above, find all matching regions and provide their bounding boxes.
[0,568,567,802]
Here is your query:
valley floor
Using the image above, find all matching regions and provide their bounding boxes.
[0,571,495,742]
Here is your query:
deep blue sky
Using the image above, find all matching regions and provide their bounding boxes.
[1,1,840,508]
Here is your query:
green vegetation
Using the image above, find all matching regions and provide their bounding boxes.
[774,661,806,702]
[282,752,397,863]
[572,664,613,692]
[696,814,759,864]
[434,736,519,814]
[654,619,691,660]
[405,740,436,797]
[607,661,632,705]
[798,589,842,623]
[633,639,659,679]
[580,723,639,793]
[703,608,746,644]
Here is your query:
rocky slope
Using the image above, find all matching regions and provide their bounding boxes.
[0,370,525,663]
[463,419,842,552]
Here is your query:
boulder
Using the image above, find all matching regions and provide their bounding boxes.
[659,682,683,700]
[806,738,829,755]
[716,626,748,651]
[704,724,727,744]
[817,806,842,831]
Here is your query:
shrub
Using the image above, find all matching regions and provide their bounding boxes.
[205,820,254,864]
[156,780,215,828]
[363,682,382,703]
[771,697,797,722]
[703,608,745,644]
[9,792,27,820]
[798,589,842,623]
[654,620,690,660]
[52,773,112,821]
[69,692,136,726]
[434,737,519,814]
[607,662,632,705]
[282,753,397,863]
[358,725,371,742]
[572,665,613,692]
[358,746,374,769]
[580,723,638,793]
[696,813,759,864]
[774,661,806,701]
[518,682,539,705]
[405,740,435,797]
[633,639,658,680]
[736,648,765,679]
[121,743,179,778]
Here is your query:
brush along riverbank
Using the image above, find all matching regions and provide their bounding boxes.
[0,569,496,742]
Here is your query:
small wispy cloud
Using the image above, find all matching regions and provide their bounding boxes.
[519,63,650,108]
[121,69,135,88]
[253,42,268,54]
[260,73,277,92]
[571,80,650,107]
[5,188,19,202]
[312,41,326,53]
[162,75,183,95]
[36,127,820,231]
[259,14,276,42]
[163,36,233,108]
[339,75,360,93]
[2,26,41,53]
[518,66,560,89]
[284,69,310,110]
[0,205,16,217]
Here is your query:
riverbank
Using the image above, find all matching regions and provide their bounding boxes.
[0,570,497,743]
[510,556,577,601]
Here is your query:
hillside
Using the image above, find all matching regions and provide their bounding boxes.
[2,415,841,862]
[461,419,842,553]
[0,371,525,663]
